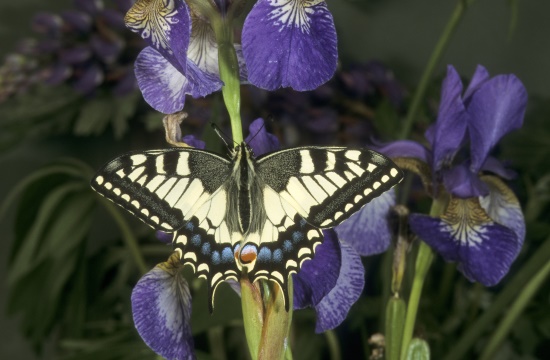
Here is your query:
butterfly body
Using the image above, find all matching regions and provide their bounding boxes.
[92,144,403,310]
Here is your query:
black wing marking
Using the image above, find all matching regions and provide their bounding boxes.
[256,146,403,229]
[245,214,324,310]
[91,148,232,232]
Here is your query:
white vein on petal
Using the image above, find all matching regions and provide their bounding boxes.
[266,0,324,34]
[187,17,219,76]
[441,199,494,248]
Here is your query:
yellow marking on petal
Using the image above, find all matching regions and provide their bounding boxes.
[125,0,179,52]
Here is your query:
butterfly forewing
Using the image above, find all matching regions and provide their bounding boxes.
[256,147,403,229]
[91,148,232,232]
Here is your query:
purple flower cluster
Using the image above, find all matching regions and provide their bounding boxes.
[125,0,338,114]
[259,61,407,146]
[6,0,142,97]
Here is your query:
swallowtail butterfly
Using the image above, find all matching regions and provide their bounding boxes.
[91,143,403,310]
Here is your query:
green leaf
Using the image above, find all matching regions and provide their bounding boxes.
[112,92,140,138]
[73,95,114,136]
[8,182,87,285]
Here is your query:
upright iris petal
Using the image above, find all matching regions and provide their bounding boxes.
[242,0,337,91]
[466,73,527,172]
[426,65,469,173]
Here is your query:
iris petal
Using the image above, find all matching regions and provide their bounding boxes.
[313,241,364,333]
[467,74,527,172]
[125,0,191,73]
[410,197,520,286]
[463,64,490,101]
[479,175,525,245]
[135,47,188,114]
[242,0,337,91]
[131,254,195,360]
[442,163,488,198]
[371,140,431,163]
[428,65,469,172]
[245,118,280,156]
[293,230,340,309]
[335,189,395,256]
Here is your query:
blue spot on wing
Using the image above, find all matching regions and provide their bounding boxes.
[212,251,221,265]
[201,242,211,255]
[273,249,283,263]
[292,231,304,243]
[191,234,201,246]
[222,247,233,263]
[283,240,293,252]
[258,247,272,262]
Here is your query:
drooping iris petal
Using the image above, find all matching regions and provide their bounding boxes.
[135,47,188,113]
[335,189,395,256]
[125,0,191,73]
[463,64,490,101]
[135,47,222,113]
[242,0,337,91]
[467,74,527,172]
[293,230,340,309]
[131,253,195,360]
[314,241,364,333]
[427,65,469,172]
[410,198,519,286]
[245,118,280,156]
[479,175,525,245]
[442,163,488,198]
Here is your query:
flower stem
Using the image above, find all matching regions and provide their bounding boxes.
[399,0,475,140]
[212,17,243,143]
[444,236,550,360]
[399,197,446,359]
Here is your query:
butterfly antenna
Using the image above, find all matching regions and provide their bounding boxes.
[210,123,236,148]
[247,117,272,145]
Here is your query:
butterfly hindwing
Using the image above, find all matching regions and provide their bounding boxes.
[256,146,403,229]
[91,148,232,232]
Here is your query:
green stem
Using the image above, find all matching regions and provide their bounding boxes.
[399,197,446,360]
[445,236,550,360]
[399,242,434,360]
[399,0,475,139]
[212,17,243,143]
[101,199,148,275]
[480,258,550,359]
[325,330,342,360]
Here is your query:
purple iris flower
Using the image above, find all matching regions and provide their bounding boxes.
[377,65,527,286]
[124,0,338,114]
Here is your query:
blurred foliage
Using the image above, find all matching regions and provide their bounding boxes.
[1,1,550,360]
